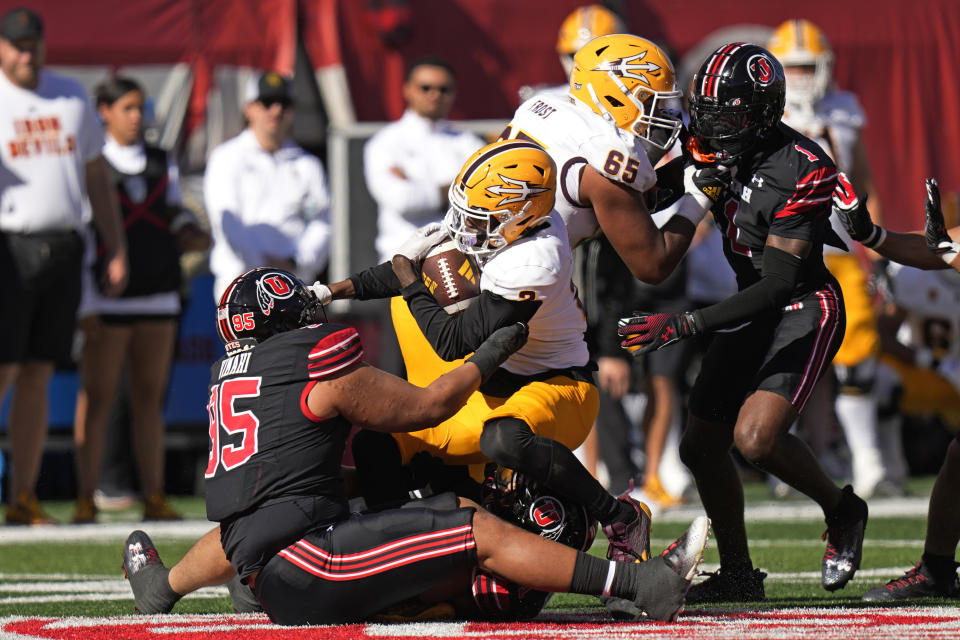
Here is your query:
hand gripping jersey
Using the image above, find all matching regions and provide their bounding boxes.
[480,210,590,375]
[204,324,360,523]
[708,123,838,298]
[503,93,656,248]
[782,89,866,255]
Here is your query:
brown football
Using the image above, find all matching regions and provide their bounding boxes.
[420,240,480,314]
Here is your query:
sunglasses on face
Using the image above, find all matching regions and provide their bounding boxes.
[419,84,453,95]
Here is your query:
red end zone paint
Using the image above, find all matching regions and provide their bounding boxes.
[2,608,959,640]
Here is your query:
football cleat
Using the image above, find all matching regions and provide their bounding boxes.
[122,530,179,614]
[862,562,960,601]
[605,515,710,622]
[685,566,767,604]
[603,485,652,562]
[821,485,868,591]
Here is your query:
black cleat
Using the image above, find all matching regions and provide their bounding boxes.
[604,514,710,622]
[862,562,960,601]
[822,485,868,591]
[122,530,179,614]
[685,566,766,604]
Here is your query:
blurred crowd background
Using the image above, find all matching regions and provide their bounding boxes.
[1,0,959,520]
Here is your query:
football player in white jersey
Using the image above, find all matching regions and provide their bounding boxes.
[504,33,724,282]
[768,19,893,497]
[835,176,960,600]
[316,140,658,578]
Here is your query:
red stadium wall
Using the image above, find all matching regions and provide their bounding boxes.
[4,0,957,232]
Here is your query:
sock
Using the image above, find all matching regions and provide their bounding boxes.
[570,551,613,595]
[605,499,637,526]
[922,552,960,585]
[569,551,643,600]
[836,393,884,493]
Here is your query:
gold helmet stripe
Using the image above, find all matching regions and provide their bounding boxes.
[459,140,544,188]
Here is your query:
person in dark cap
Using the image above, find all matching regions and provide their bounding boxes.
[204,71,331,303]
[0,6,128,524]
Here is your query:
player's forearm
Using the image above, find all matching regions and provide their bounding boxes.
[875,231,950,271]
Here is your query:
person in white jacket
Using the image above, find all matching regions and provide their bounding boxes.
[204,71,331,301]
[364,56,483,263]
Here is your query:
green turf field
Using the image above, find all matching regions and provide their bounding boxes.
[0,477,944,618]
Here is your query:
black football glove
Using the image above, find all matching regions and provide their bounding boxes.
[832,171,884,247]
[924,177,960,265]
[468,322,529,381]
[618,311,701,356]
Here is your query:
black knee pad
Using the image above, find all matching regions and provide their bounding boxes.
[479,417,534,470]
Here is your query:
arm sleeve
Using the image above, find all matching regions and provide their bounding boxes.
[694,245,801,332]
[401,283,540,360]
[348,262,403,300]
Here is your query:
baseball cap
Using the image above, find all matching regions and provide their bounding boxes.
[0,7,43,41]
[244,71,293,105]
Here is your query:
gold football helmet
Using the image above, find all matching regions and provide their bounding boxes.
[556,5,626,76]
[570,34,682,150]
[767,19,833,106]
[444,140,556,261]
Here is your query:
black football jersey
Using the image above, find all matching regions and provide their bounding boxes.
[204,323,361,522]
[710,123,839,298]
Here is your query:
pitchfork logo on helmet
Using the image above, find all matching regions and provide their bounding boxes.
[570,34,682,151]
[485,174,550,206]
[556,4,626,77]
[445,139,556,262]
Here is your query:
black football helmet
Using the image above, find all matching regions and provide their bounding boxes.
[216,268,325,345]
[689,42,785,164]
[481,463,598,552]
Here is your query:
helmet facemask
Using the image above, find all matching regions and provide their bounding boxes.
[583,67,682,152]
[690,100,773,163]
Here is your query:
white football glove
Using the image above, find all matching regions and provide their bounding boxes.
[394,223,447,263]
[308,282,333,305]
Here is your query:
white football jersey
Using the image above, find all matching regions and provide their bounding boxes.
[504,92,656,248]
[889,263,960,362]
[783,89,866,255]
[481,210,589,375]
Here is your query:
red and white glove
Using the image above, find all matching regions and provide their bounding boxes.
[618,311,701,356]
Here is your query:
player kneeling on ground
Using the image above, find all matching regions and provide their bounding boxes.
[122,267,710,624]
